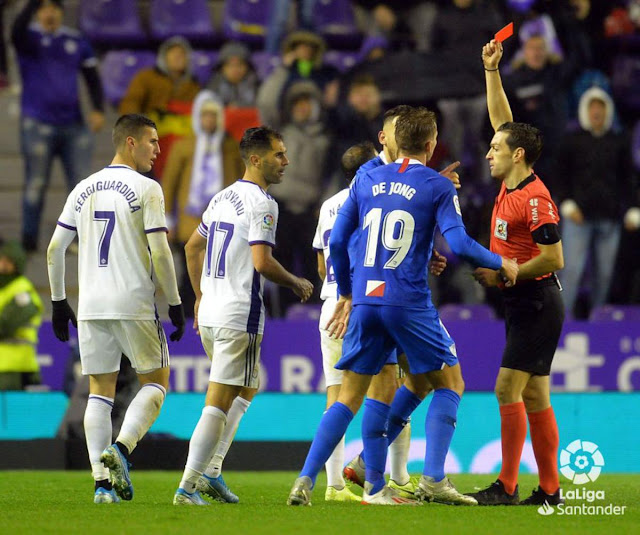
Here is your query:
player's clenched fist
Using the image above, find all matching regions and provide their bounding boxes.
[499,257,519,287]
[293,277,314,302]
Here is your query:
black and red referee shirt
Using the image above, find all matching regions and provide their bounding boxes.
[490,173,560,281]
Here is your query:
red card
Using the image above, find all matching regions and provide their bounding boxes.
[495,22,514,43]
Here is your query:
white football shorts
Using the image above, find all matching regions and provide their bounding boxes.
[319,297,343,387]
[200,326,262,388]
[78,319,169,375]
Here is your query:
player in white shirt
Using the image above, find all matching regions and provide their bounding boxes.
[47,114,185,504]
[174,127,314,505]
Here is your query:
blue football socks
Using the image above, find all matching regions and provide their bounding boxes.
[423,388,460,482]
[299,402,354,487]
[362,398,391,495]
[360,385,423,464]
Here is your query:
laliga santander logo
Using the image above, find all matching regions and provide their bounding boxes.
[559,439,605,484]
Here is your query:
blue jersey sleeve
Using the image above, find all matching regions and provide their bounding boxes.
[433,178,465,235]
[443,226,502,270]
[331,192,359,296]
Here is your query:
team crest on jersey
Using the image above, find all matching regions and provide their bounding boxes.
[262,213,275,231]
[453,195,462,216]
[495,218,508,240]
[365,280,385,297]
[64,39,78,55]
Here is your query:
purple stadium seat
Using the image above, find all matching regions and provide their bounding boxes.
[438,304,496,322]
[251,51,281,81]
[612,55,640,112]
[285,304,323,322]
[191,50,219,86]
[150,0,215,43]
[79,0,146,48]
[590,305,640,322]
[323,50,359,73]
[223,0,274,47]
[312,0,362,49]
[100,50,156,107]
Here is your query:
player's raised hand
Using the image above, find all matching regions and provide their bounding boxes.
[499,257,519,287]
[439,161,461,189]
[51,299,77,342]
[429,249,448,276]
[293,277,314,303]
[482,39,503,70]
[168,303,185,342]
[326,294,353,339]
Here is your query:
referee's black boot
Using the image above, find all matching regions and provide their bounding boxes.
[466,479,519,505]
[520,486,564,506]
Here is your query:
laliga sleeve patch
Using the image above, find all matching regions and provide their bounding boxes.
[262,213,275,231]
[453,195,462,216]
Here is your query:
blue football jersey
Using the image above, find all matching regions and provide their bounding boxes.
[339,158,465,307]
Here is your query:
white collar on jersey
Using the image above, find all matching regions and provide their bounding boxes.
[394,158,423,166]
[106,164,133,170]
[379,151,389,164]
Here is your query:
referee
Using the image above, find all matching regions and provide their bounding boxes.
[468,40,565,506]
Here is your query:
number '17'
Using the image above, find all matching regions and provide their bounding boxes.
[206,221,234,278]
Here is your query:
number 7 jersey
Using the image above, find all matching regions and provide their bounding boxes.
[56,165,169,320]
[196,180,279,335]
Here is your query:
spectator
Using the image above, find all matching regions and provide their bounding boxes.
[503,30,585,180]
[162,90,244,316]
[12,0,105,252]
[431,0,503,182]
[555,87,634,317]
[257,30,339,128]
[271,81,331,312]
[371,3,416,51]
[265,0,316,55]
[330,75,383,165]
[207,41,258,108]
[0,239,43,391]
[119,36,201,179]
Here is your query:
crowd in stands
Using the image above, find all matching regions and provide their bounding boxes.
[3,0,640,320]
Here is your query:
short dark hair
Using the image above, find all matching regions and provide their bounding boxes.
[112,114,157,149]
[497,122,543,166]
[239,126,283,161]
[349,74,377,93]
[395,106,437,155]
[341,142,377,181]
[383,104,413,125]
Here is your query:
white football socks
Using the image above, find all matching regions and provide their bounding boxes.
[180,406,227,493]
[205,396,251,479]
[84,395,114,481]
[389,422,412,485]
[115,383,166,455]
[325,435,346,489]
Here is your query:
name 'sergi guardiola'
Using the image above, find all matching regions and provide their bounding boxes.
[75,181,141,213]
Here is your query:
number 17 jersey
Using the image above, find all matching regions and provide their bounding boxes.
[197,180,279,335]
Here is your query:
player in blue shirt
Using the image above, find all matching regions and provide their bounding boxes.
[288,107,518,506]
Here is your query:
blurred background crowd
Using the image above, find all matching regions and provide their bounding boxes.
[1,0,640,382]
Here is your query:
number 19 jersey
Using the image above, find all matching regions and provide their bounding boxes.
[197,180,279,335]
[56,165,169,320]
[339,158,464,308]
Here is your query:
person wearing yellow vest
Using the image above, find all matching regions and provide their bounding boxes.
[0,239,43,390]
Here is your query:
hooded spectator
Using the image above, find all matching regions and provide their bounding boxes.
[207,41,258,107]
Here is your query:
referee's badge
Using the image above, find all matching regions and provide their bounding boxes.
[495,218,508,240]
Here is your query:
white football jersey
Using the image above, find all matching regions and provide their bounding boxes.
[197,180,279,334]
[57,165,168,320]
[312,188,349,301]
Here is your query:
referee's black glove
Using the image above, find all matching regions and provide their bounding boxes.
[168,304,185,342]
[51,299,77,342]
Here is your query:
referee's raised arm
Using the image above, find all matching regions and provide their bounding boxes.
[483,40,513,131]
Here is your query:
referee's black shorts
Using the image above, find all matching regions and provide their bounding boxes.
[501,277,564,376]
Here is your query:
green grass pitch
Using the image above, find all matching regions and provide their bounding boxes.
[2,472,638,534]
